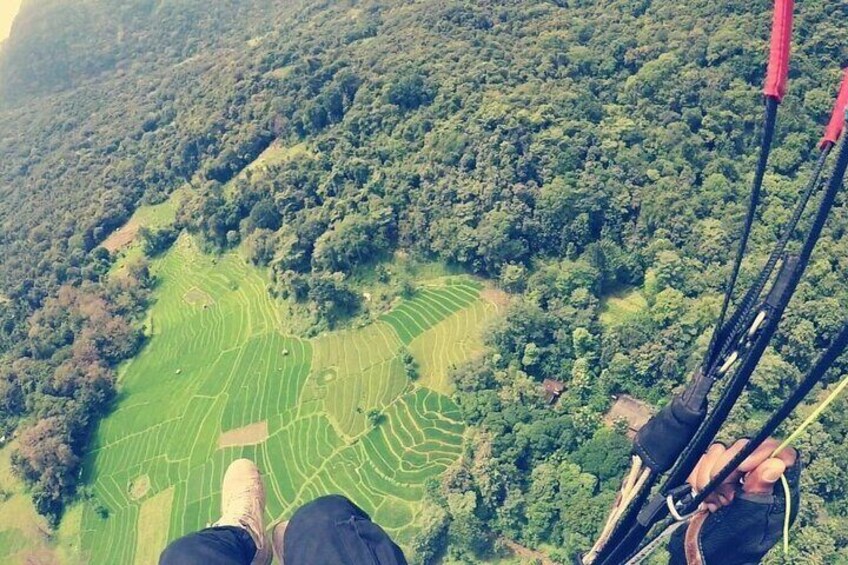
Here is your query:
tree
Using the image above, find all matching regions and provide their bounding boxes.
[525,463,560,544]
[384,71,434,111]
[366,409,385,428]
[12,417,78,524]
[445,490,492,559]
[307,272,360,326]
[312,210,393,272]
[572,327,598,360]
[401,349,419,380]
[139,226,178,257]
[570,428,630,485]
[499,263,527,293]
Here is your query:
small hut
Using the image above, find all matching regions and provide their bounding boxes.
[542,378,566,405]
[604,394,653,438]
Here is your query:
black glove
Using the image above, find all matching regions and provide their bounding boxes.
[668,454,802,564]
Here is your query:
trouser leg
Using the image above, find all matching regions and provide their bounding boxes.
[159,525,257,565]
[282,495,408,565]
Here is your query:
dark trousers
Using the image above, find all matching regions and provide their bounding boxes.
[160,495,407,565]
[159,525,256,565]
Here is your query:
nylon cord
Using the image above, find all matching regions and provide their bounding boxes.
[705,143,832,377]
[773,371,848,555]
[684,321,848,511]
[706,97,779,369]
[773,372,848,455]
[665,127,848,500]
[597,123,848,565]
[780,475,791,555]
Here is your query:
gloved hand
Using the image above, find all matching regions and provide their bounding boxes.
[667,438,801,565]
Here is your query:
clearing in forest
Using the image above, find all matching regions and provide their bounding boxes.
[223,141,312,198]
[103,186,188,274]
[599,287,648,328]
[604,395,654,438]
[73,234,496,563]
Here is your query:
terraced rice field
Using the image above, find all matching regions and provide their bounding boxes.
[407,295,502,394]
[77,235,499,563]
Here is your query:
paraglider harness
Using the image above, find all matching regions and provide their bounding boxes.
[581,1,848,563]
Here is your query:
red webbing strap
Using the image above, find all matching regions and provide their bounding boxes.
[763,0,794,102]
[821,69,848,149]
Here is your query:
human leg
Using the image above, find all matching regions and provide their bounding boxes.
[159,459,271,565]
[272,494,407,565]
[159,526,257,565]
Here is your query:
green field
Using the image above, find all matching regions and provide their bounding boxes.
[408,290,504,394]
[0,440,84,564]
[70,234,496,563]
[105,186,188,274]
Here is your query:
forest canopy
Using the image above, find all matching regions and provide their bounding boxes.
[1,0,848,562]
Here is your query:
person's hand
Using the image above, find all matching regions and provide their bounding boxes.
[687,438,797,512]
[668,438,802,565]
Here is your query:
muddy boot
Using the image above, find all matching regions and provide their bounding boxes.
[212,459,271,565]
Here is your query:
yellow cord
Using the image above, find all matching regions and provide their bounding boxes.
[770,371,848,555]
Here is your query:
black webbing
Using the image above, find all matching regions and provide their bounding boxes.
[705,97,780,370]
[593,97,782,565]
[683,320,848,512]
[663,121,848,496]
[595,117,835,565]
[596,278,790,565]
[705,143,833,376]
[622,320,848,560]
[596,122,848,565]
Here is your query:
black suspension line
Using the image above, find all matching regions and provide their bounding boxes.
[704,143,833,378]
[705,97,780,371]
[682,320,848,513]
[596,119,848,565]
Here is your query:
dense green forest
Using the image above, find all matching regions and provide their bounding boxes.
[2,0,848,562]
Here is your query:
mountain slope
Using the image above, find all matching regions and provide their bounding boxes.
[1,0,848,562]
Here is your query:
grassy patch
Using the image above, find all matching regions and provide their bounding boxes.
[409,294,502,394]
[0,441,82,564]
[76,234,498,562]
[105,186,188,274]
[134,487,175,565]
[55,504,86,565]
[0,530,27,559]
[599,287,648,328]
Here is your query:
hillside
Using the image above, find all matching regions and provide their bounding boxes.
[76,233,499,563]
[1,0,848,563]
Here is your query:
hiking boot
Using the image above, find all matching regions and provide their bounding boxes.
[213,458,271,565]
[272,520,289,564]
